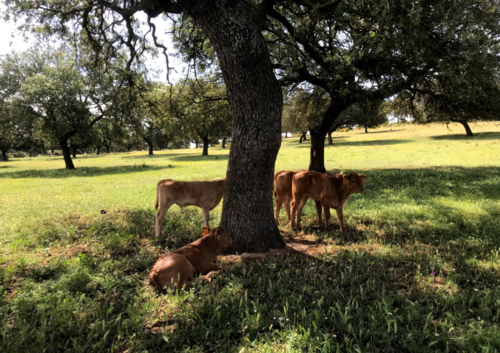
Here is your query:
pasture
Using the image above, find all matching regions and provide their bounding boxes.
[1,122,500,352]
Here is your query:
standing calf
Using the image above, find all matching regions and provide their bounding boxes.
[155,178,226,238]
[291,171,366,232]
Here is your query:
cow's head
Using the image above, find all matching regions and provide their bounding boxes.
[344,172,367,193]
[211,227,233,249]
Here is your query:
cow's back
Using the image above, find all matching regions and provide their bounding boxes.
[159,179,225,209]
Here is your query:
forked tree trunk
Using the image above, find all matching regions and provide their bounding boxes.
[0,149,8,162]
[60,140,75,170]
[186,0,284,253]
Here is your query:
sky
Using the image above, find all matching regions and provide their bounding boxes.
[0,4,185,83]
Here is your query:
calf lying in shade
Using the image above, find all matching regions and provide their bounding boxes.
[149,227,232,290]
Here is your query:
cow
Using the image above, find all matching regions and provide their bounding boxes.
[274,170,295,225]
[155,178,226,238]
[290,171,366,232]
[149,227,232,290]
[274,170,342,225]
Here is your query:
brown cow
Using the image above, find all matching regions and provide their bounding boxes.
[274,170,342,225]
[155,178,225,238]
[149,227,232,290]
[291,171,366,232]
[274,170,295,224]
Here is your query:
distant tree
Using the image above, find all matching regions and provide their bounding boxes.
[167,77,232,156]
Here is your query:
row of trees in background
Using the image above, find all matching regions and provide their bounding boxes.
[0,42,232,166]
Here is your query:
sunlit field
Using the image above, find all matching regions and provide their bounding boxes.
[1,122,500,352]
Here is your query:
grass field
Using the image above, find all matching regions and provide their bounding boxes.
[1,122,500,352]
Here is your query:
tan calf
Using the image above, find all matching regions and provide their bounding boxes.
[149,227,232,290]
[155,178,225,238]
[291,171,366,232]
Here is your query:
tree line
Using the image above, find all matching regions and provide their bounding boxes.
[0,42,232,166]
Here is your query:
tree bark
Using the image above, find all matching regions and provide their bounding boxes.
[201,137,209,156]
[454,120,474,136]
[309,127,328,173]
[60,140,75,169]
[222,137,226,148]
[299,132,307,143]
[96,146,100,155]
[186,0,285,253]
[147,141,154,155]
[365,124,368,133]
[308,100,348,172]
[327,130,333,145]
[105,145,110,153]
[195,140,199,148]
[71,146,77,158]
[0,149,8,162]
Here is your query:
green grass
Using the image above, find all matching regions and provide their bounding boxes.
[1,122,500,352]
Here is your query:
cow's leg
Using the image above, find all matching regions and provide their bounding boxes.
[315,201,323,227]
[290,199,297,228]
[275,195,284,225]
[295,198,308,231]
[202,207,210,228]
[324,206,331,232]
[155,201,173,238]
[336,208,345,233]
[284,195,292,223]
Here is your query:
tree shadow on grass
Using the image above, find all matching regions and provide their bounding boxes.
[431,131,500,140]
[293,139,412,148]
[4,165,500,352]
[0,164,167,179]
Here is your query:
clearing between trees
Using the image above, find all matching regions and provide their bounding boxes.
[1,122,499,352]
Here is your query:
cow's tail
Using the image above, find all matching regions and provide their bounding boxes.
[149,270,163,290]
[155,179,172,210]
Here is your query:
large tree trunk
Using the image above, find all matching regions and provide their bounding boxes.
[309,101,348,172]
[222,137,227,148]
[454,120,474,136]
[201,137,209,156]
[186,0,285,253]
[60,140,75,170]
[309,127,328,173]
[0,149,8,162]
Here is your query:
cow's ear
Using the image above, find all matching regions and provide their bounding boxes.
[360,174,367,183]
[346,173,354,181]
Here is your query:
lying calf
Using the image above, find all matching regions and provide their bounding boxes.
[149,227,232,290]
[155,177,226,238]
[291,171,366,232]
